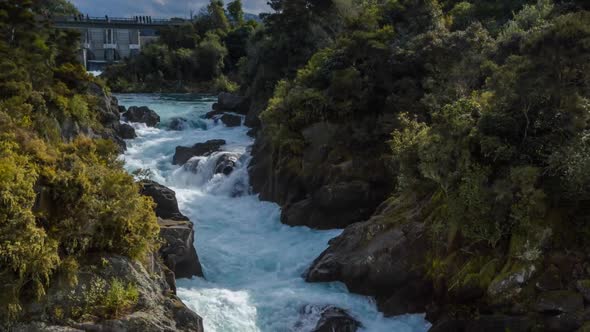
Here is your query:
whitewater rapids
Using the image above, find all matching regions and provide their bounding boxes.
[118,94,430,332]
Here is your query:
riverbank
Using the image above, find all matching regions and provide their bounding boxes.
[116,93,431,331]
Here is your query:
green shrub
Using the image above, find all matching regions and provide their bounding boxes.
[102,279,139,318]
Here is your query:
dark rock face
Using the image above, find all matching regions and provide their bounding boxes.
[249,120,393,230]
[215,153,239,175]
[429,315,535,332]
[297,305,361,332]
[282,181,379,229]
[118,105,127,113]
[18,255,203,332]
[123,106,161,127]
[220,113,242,127]
[169,117,190,131]
[173,139,226,166]
[305,202,431,314]
[139,181,204,280]
[215,92,249,114]
[159,218,204,279]
[118,123,137,139]
[140,180,189,221]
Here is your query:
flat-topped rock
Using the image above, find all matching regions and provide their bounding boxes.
[123,106,160,127]
[173,139,226,166]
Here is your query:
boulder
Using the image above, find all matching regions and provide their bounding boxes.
[535,291,584,314]
[118,123,137,139]
[215,92,248,114]
[296,305,361,332]
[305,203,431,314]
[169,117,190,131]
[139,180,188,221]
[173,139,226,166]
[123,106,160,127]
[118,105,127,113]
[139,181,204,279]
[220,114,242,127]
[215,153,239,175]
[159,218,204,279]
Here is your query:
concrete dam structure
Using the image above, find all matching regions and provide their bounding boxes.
[53,16,186,70]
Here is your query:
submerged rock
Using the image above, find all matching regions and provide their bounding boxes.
[169,117,190,131]
[215,153,239,175]
[220,113,242,127]
[296,305,361,332]
[183,158,201,173]
[118,123,137,139]
[123,106,161,127]
[173,139,226,166]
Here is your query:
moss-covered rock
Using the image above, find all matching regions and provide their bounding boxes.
[18,255,203,332]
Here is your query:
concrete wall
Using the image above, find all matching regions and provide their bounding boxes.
[79,27,144,69]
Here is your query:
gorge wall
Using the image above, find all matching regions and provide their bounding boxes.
[243,1,590,331]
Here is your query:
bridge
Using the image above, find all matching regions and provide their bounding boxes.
[53,15,188,71]
[53,15,187,29]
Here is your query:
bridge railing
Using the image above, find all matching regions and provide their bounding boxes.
[54,15,185,25]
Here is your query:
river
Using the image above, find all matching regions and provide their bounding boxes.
[116,93,430,332]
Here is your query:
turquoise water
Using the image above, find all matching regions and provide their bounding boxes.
[117,93,430,332]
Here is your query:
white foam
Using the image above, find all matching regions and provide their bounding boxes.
[118,93,431,332]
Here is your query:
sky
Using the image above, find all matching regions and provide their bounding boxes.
[70,0,271,18]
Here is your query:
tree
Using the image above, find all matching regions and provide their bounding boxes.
[207,0,230,32]
[36,0,80,16]
[227,0,244,25]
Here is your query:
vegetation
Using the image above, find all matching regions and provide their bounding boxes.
[254,0,590,297]
[102,0,259,93]
[2,0,590,326]
[0,0,159,323]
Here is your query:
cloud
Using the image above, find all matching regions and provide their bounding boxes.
[70,0,271,17]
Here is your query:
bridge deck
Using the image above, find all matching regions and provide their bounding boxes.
[53,16,187,29]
